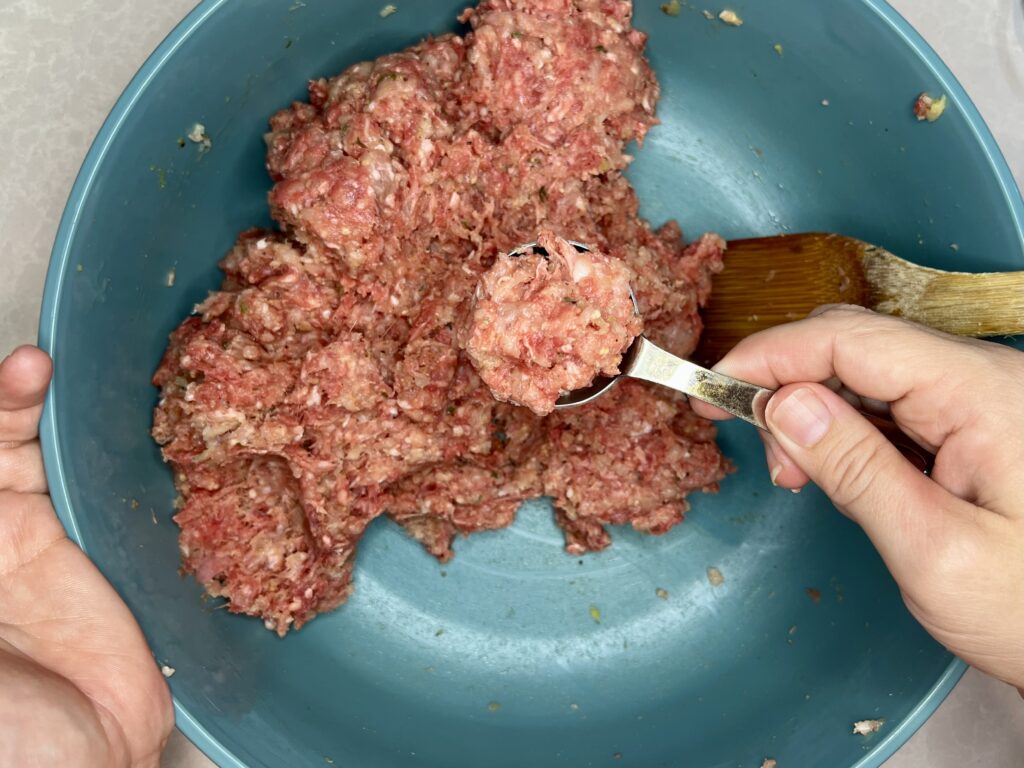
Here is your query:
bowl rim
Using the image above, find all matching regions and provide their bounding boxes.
[37,1,1022,766]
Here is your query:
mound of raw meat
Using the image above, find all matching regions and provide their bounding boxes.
[463,230,642,415]
[152,0,729,635]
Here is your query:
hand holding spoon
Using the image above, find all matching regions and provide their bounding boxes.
[546,240,933,472]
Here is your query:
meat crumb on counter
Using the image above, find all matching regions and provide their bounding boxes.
[152,0,729,635]
[761,759,777,768]
[464,230,641,415]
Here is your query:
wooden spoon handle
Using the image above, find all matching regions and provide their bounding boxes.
[867,260,1024,337]
[924,270,1024,336]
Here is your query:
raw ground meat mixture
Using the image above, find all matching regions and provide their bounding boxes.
[152,0,730,635]
[464,229,641,414]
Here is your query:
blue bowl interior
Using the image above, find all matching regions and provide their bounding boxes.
[40,1,1024,767]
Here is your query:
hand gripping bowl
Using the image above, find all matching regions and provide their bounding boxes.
[39,1,1024,767]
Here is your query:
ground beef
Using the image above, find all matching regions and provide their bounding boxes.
[463,230,641,414]
[540,380,729,554]
[152,0,729,635]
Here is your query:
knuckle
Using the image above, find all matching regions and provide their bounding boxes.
[818,430,888,511]
[812,303,871,321]
[824,306,905,347]
[822,303,867,314]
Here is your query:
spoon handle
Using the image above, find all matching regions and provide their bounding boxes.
[625,337,934,473]
[625,337,772,428]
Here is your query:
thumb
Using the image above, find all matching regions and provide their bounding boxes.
[765,383,958,570]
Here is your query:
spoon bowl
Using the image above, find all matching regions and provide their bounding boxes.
[534,239,773,426]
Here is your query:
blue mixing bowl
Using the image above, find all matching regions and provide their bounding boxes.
[39,1,1024,767]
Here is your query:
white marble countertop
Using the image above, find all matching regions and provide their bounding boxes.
[1,1,1022,766]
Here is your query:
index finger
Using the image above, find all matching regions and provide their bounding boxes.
[692,306,1013,450]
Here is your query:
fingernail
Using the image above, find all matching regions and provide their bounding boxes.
[764,439,782,485]
[770,387,832,448]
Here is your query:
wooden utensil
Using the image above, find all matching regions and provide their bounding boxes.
[692,232,1024,366]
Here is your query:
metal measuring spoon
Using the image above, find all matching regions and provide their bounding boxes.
[505,238,772,428]
[556,334,774,428]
